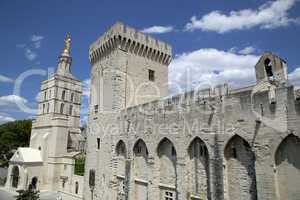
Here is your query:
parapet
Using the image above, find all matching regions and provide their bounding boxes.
[89,22,172,66]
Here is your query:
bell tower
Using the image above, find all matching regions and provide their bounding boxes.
[30,34,83,190]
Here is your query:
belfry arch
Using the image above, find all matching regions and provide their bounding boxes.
[224,135,257,200]
[275,134,300,200]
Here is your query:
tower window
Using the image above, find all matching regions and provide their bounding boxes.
[148,69,155,81]
[94,105,99,114]
[60,103,64,114]
[165,191,174,200]
[97,138,100,150]
[62,90,66,100]
[89,169,95,187]
[69,105,73,115]
[75,182,79,194]
[264,58,273,78]
[62,180,65,188]
[71,93,74,102]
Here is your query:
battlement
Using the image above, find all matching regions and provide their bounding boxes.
[89,22,172,65]
[122,83,230,115]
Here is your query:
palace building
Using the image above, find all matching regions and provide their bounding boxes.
[5,22,300,200]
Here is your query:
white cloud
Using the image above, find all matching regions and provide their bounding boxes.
[0,95,28,107]
[31,35,44,49]
[31,35,44,42]
[185,0,298,33]
[289,67,300,88]
[0,74,13,83]
[169,48,260,94]
[0,114,15,124]
[83,79,90,97]
[141,26,174,34]
[0,95,31,114]
[25,48,37,61]
[238,46,256,55]
[80,78,90,125]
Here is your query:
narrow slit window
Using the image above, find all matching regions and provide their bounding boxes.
[62,90,66,100]
[148,69,155,81]
[60,103,64,114]
[71,93,74,102]
[69,105,73,115]
[94,105,99,114]
[97,138,100,150]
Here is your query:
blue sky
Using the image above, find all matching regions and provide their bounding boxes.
[1,0,300,124]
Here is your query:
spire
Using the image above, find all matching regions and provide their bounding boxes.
[62,33,71,57]
[57,33,73,77]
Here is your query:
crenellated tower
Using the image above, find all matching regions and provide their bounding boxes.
[88,22,172,115]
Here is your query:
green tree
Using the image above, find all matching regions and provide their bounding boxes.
[0,120,32,167]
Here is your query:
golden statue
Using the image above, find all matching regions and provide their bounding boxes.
[63,33,71,56]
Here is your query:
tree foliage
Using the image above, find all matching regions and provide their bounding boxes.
[0,120,32,167]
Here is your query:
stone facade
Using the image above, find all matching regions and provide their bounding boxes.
[84,22,300,200]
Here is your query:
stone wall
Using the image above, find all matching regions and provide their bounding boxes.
[84,82,300,200]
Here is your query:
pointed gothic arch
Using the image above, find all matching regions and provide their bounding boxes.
[187,137,210,199]
[115,140,127,199]
[116,140,127,157]
[133,139,149,200]
[224,135,257,200]
[275,134,300,200]
[157,137,177,199]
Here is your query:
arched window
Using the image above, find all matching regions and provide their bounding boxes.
[44,91,47,100]
[42,104,45,114]
[60,103,64,114]
[47,103,50,113]
[275,134,300,199]
[187,137,210,198]
[71,93,74,102]
[224,135,257,200]
[69,105,73,115]
[62,90,66,100]
[157,138,177,196]
[75,181,79,194]
[264,58,273,78]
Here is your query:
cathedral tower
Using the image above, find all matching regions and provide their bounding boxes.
[29,34,83,190]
